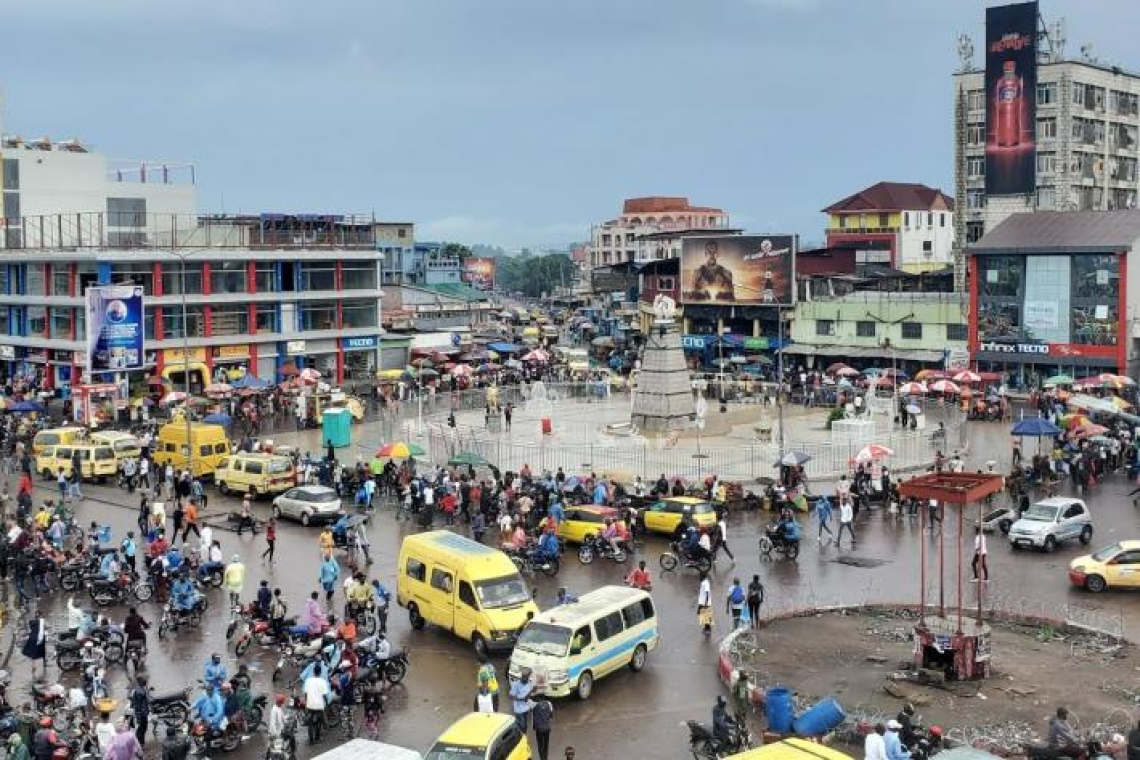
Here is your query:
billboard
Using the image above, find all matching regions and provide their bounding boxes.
[680,235,795,306]
[461,257,496,291]
[985,1,1037,195]
[85,284,145,373]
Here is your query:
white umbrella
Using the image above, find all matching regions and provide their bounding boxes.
[930,379,961,394]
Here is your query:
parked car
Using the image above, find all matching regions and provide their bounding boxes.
[1008,497,1093,552]
[980,504,1019,534]
[272,485,342,526]
[1068,540,1140,592]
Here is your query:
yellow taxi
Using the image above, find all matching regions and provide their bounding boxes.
[556,505,619,544]
[1069,540,1140,592]
[36,444,118,482]
[424,713,530,760]
[642,496,717,536]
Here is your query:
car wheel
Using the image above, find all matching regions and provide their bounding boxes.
[472,633,488,659]
[250,486,260,499]
[1044,535,1058,553]
[629,643,647,672]
[219,482,230,496]
[576,670,594,700]
[301,511,311,527]
[1085,574,1107,593]
[408,604,425,630]
[41,469,52,480]
[998,519,1012,535]
[1079,525,1093,545]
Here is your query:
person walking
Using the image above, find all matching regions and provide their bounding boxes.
[320,555,340,604]
[21,611,46,679]
[171,501,185,544]
[972,526,989,582]
[477,655,500,711]
[746,575,764,629]
[697,572,713,634]
[726,578,746,629]
[262,518,277,563]
[815,495,834,544]
[716,516,735,561]
[224,555,245,608]
[508,669,534,731]
[532,696,554,760]
[303,663,330,745]
[128,675,150,746]
[837,497,856,548]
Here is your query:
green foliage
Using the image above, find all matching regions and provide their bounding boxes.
[440,242,472,260]
[496,253,575,298]
[825,407,846,430]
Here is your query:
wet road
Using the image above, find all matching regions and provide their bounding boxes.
[6,416,1140,759]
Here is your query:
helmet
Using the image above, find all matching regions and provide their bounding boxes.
[39,716,53,728]
[231,555,241,563]
[929,726,943,738]
[275,694,286,706]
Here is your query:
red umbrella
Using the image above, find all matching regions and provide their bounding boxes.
[953,370,981,383]
[825,362,850,374]
[279,363,299,377]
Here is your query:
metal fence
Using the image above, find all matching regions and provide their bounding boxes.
[421,384,967,483]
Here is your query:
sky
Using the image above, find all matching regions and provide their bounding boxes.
[2,0,1138,249]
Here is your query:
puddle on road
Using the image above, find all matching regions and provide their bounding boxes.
[833,556,888,569]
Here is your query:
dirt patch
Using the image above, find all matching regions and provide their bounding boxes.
[732,609,1139,751]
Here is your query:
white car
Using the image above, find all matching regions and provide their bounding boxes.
[272,485,343,527]
[1008,497,1093,552]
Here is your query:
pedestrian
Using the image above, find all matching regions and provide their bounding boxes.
[95,713,116,756]
[815,495,834,543]
[532,696,554,760]
[746,575,764,629]
[865,723,887,760]
[472,511,486,544]
[105,720,142,760]
[837,497,855,548]
[477,655,500,711]
[303,663,330,744]
[731,671,752,724]
[726,578,745,629]
[508,669,534,731]
[224,555,245,608]
[972,526,989,582]
[716,516,735,561]
[171,500,185,543]
[262,518,277,563]
[128,675,150,746]
[236,495,255,537]
[320,555,340,603]
[697,572,713,634]
[21,610,46,679]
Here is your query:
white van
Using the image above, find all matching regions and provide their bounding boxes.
[508,585,658,700]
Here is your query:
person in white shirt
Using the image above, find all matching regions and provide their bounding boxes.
[972,526,988,581]
[474,682,496,714]
[697,573,713,633]
[717,518,735,561]
[865,723,888,760]
[303,666,331,744]
[838,499,855,547]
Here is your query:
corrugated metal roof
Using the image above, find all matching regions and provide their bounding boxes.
[823,181,955,213]
[971,210,1140,253]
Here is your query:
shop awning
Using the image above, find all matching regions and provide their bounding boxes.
[780,344,945,363]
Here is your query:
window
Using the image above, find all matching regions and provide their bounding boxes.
[405,558,426,583]
[27,306,46,335]
[107,197,145,228]
[966,157,985,177]
[922,240,933,253]
[939,213,946,228]
[621,598,655,628]
[341,300,377,329]
[593,611,624,642]
[162,306,205,339]
[946,324,967,341]
[140,308,151,341]
[966,190,986,209]
[210,307,249,336]
[878,213,889,228]
[1037,186,1056,210]
[967,89,985,110]
[901,322,922,340]
[398,228,407,238]
[299,263,336,291]
[1062,504,1083,519]
[458,581,478,609]
[1,159,18,190]
[299,302,337,331]
[210,261,247,294]
[966,221,985,244]
[967,123,985,144]
[903,212,909,229]
[1036,152,1055,175]
[342,262,377,290]
[24,264,45,295]
[162,263,203,295]
[815,320,835,336]
[49,308,71,338]
[837,215,846,229]
[254,263,276,292]
[429,568,453,594]
[111,263,154,293]
[926,213,933,227]
[1036,82,1056,105]
[571,625,592,651]
[1037,117,1057,139]
[1072,82,1086,106]
[255,305,278,333]
[856,321,876,338]
[657,276,675,291]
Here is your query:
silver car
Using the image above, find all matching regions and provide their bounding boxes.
[272,485,342,527]
[1008,497,1093,552]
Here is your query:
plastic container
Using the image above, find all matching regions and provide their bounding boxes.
[792,696,845,736]
[541,418,552,435]
[765,687,794,733]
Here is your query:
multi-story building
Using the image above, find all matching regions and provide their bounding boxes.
[822,182,955,273]
[954,56,1140,253]
[0,108,389,392]
[587,196,731,268]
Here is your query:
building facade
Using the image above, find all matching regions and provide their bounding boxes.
[968,209,1140,382]
[823,182,955,273]
[0,117,388,392]
[588,196,731,268]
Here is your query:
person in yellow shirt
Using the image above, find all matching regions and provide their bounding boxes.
[223,555,246,607]
[318,528,334,559]
[34,505,52,531]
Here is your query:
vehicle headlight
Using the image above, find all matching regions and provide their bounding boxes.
[490,629,507,640]
[547,669,568,683]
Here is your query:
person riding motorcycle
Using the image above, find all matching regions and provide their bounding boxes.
[773,512,801,546]
[204,654,228,691]
[531,529,561,564]
[600,519,622,557]
[161,724,190,760]
[98,550,119,581]
[1048,707,1081,757]
[191,684,226,738]
[31,716,67,760]
[171,573,199,613]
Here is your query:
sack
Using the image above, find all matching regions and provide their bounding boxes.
[698,608,714,628]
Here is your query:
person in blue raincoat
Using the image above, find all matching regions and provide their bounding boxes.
[319,556,340,603]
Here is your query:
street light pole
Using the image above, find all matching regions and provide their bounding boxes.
[776,307,785,462]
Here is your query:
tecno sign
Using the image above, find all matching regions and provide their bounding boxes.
[979,341,1050,355]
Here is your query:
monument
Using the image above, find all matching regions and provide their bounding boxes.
[630,294,696,433]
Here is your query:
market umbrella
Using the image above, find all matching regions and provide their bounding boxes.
[1010,417,1062,436]
[747,355,774,365]
[591,336,615,348]
[377,442,425,459]
[377,369,403,380]
[450,364,474,378]
[836,367,861,377]
[232,374,268,389]
[7,400,46,413]
[897,381,928,395]
[418,368,440,378]
[882,368,909,379]
[729,356,748,365]
[448,451,489,467]
[837,378,854,389]
[459,349,490,362]
[930,379,961,394]
[873,376,894,388]
[855,444,894,462]
[1111,396,1133,410]
[202,412,232,426]
[522,348,550,362]
[412,357,435,369]
[299,368,322,384]
[775,451,812,467]
[952,370,981,383]
[1043,374,1074,388]
[204,383,233,396]
[1058,413,1089,430]
[825,362,851,374]
[1069,422,1108,440]
[1088,435,1113,445]
[160,391,188,405]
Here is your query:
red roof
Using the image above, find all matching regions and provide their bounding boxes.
[622,196,724,215]
[823,182,955,214]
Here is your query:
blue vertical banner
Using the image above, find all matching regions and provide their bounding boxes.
[85,284,145,373]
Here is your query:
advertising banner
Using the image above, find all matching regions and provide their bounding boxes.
[85,284,145,373]
[985,1,1038,195]
[680,235,796,306]
[461,257,496,291]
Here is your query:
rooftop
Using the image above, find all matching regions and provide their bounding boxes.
[823,181,955,214]
[621,196,725,215]
[970,210,1140,253]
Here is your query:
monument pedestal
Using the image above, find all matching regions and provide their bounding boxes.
[631,321,695,433]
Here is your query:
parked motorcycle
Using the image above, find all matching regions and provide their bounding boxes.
[577,534,627,565]
[147,686,191,735]
[758,525,800,560]
[355,643,409,686]
[659,542,712,574]
[88,572,154,607]
[687,718,752,760]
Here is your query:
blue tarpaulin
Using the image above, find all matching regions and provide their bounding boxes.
[487,342,522,354]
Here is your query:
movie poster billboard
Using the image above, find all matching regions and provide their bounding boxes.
[85,284,145,373]
[680,235,795,306]
[985,1,1037,195]
[461,257,496,291]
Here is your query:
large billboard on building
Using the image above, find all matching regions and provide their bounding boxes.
[985,1,1037,195]
[680,235,795,306]
[85,284,145,373]
[461,257,496,291]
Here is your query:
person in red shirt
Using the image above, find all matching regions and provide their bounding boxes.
[441,492,457,526]
[626,560,652,590]
[148,532,169,559]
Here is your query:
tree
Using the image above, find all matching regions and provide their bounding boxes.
[441,242,472,260]
[496,253,575,297]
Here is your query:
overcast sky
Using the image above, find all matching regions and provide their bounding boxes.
[2,1,1136,248]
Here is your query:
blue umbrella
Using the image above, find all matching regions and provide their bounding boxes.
[231,374,268,389]
[202,412,232,426]
[7,400,46,413]
[1011,417,1061,437]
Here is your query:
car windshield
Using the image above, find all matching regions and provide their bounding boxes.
[475,574,531,609]
[268,460,291,475]
[982,508,1007,522]
[1023,505,1060,522]
[1092,544,1122,562]
[516,622,571,657]
[310,490,338,503]
[425,745,485,760]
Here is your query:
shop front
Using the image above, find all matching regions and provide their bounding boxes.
[297,338,339,382]
[212,344,254,382]
[161,347,209,395]
[341,336,379,385]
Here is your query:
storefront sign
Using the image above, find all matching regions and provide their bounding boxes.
[682,335,708,350]
[0,346,13,361]
[342,336,378,350]
[743,337,769,350]
[978,340,1117,359]
[214,345,250,360]
[85,284,145,373]
[286,340,307,355]
[163,347,207,363]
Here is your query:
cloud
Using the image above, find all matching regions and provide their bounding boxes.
[418,216,587,248]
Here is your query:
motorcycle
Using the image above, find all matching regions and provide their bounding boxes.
[147,687,191,735]
[156,600,205,638]
[265,714,298,760]
[659,542,712,574]
[56,640,106,673]
[1024,741,1103,760]
[88,572,154,607]
[687,718,752,760]
[57,626,125,664]
[507,548,561,577]
[758,525,800,561]
[355,643,409,685]
[272,635,326,682]
[345,601,381,637]
[31,681,68,716]
[577,533,627,565]
[189,719,242,756]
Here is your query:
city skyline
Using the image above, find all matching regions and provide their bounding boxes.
[2,0,1138,247]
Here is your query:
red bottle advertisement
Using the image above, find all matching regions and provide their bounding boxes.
[994,61,1022,147]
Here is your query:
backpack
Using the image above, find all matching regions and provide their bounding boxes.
[729,585,745,605]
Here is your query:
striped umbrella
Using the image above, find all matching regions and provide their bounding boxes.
[930,379,961,394]
[376,442,425,459]
[952,370,981,383]
[897,381,928,395]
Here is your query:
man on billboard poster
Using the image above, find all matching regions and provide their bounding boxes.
[690,240,736,302]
